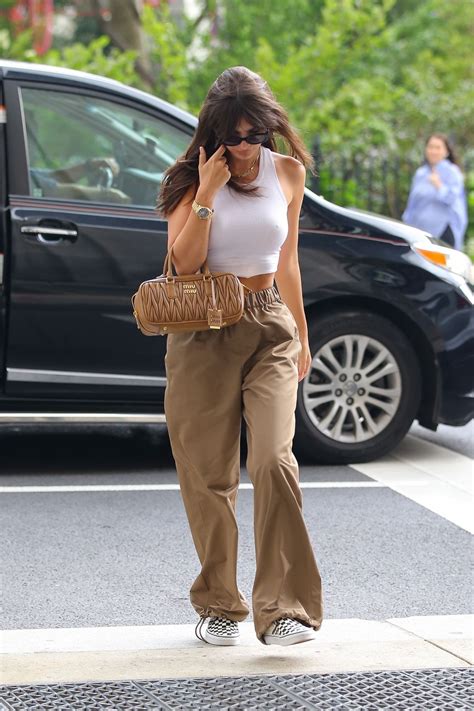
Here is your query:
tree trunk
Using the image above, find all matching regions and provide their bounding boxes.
[93,0,153,86]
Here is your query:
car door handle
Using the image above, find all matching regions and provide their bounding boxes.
[20,226,78,237]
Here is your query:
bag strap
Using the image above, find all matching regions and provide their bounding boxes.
[163,242,211,279]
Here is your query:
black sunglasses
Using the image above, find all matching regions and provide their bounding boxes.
[222,130,269,146]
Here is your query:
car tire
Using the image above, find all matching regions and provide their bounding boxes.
[294,309,422,464]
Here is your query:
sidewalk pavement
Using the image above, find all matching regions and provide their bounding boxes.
[1,615,472,708]
[1,615,472,685]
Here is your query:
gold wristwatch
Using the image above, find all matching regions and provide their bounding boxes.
[192,199,214,220]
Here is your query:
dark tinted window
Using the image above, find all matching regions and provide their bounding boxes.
[21,87,190,207]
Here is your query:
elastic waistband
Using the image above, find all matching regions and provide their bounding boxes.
[242,284,281,309]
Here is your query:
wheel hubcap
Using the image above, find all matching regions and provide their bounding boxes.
[301,334,402,443]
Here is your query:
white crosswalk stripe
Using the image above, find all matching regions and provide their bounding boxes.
[0,481,420,493]
[350,434,473,533]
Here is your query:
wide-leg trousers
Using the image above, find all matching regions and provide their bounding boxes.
[163,283,323,644]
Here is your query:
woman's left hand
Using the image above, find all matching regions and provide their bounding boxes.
[428,170,442,189]
[297,339,312,381]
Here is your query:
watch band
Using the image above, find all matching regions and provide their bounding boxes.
[192,199,215,220]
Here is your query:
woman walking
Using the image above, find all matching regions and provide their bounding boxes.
[156,66,323,647]
[402,133,468,251]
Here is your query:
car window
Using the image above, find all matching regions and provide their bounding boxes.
[20,87,190,208]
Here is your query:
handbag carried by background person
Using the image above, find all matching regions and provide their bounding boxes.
[131,243,246,336]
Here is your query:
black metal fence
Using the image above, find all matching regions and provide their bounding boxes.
[309,144,473,240]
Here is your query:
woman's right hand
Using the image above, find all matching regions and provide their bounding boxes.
[198,144,231,196]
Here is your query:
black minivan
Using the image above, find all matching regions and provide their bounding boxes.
[0,60,472,463]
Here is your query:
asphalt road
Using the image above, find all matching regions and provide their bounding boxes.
[1,419,472,632]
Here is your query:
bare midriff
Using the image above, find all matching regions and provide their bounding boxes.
[237,273,276,293]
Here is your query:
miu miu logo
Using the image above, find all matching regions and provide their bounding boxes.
[183,282,197,294]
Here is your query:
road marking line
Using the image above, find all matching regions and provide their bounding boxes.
[0,481,433,493]
[350,435,473,533]
[1,616,471,685]
[391,434,473,493]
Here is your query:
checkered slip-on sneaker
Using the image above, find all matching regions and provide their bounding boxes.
[262,617,316,646]
[195,615,240,646]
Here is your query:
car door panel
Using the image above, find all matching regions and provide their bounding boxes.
[4,79,189,400]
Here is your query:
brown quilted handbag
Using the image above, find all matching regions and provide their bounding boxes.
[131,243,246,335]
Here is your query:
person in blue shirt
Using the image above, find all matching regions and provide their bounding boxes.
[402,132,468,251]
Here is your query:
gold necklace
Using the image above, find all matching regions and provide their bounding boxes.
[230,151,260,179]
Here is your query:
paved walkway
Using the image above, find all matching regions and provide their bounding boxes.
[2,614,471,685]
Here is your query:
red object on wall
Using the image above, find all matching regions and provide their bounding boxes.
[5,0,165,54]
[8,0,54,55]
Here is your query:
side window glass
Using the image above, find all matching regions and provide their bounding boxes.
[20,87,190,208]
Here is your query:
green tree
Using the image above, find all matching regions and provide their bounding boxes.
[4,0,473,254]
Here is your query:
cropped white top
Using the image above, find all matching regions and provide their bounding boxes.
[206,146,288,277]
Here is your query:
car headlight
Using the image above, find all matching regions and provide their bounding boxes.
[412,241,474,285]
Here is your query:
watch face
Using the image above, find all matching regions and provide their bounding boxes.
[198,207,209,218]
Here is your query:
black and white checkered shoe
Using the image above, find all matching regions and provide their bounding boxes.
[262,617,316,646]
[195,615,240,645]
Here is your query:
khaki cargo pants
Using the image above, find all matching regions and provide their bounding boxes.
[164,283,323,644]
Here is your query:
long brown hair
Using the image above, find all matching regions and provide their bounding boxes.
[156,66,317,218]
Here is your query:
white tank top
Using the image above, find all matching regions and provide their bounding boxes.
[206,146,288,277]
